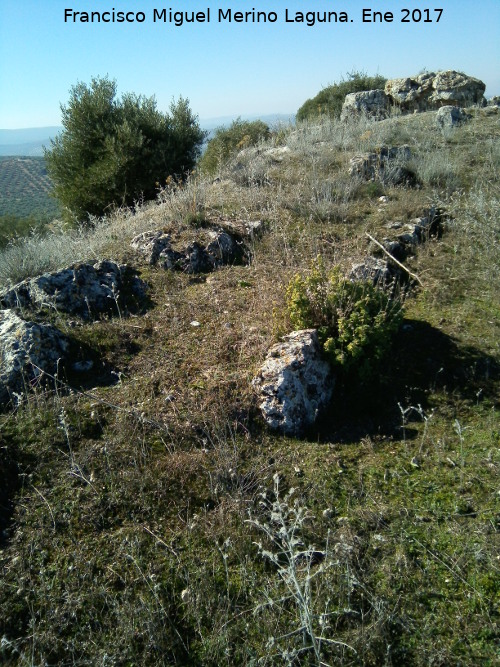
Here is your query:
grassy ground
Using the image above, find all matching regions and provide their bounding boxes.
[0,108,499,666]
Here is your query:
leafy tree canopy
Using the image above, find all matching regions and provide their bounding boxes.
[199,118,270,175]
[296,71,387,122]
[45,76,205,221]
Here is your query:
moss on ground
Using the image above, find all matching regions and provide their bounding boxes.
[0,109,499,666]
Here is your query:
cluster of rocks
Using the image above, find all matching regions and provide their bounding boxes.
[350,206,444,287]
[130,226,247,274]
[0,260,147,407]
[349,145,416,186]
[341,70,486,122]
[0,220,262,405]
[252,206,445,436]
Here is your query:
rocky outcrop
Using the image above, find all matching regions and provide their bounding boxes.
[349,146,417,186]
[341,71,486,120]
[385,70,485,112]
[340,89,390,120]
[0,261,146,320]
[435,105,471,129]
[252,329,334,436]
[0,309,69,405]
[131,228,244,274]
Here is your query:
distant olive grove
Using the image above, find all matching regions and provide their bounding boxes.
[45,76,206,221]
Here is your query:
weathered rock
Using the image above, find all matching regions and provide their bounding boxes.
[382,241,409,262]
[411,207,443,240]
[385,70,486,112]
[487,96,500,107]
[130,231,172,264]
[183,242,213,274]
[349,145,416,186]
[0,261,146,320]
[206,230,239,268]
[252,329,334,436]
[349,257,400,286]
[341,89,389,120]
[436,105,471,129]
[385,72,435,112]
[355,207,446,288]
[131,227,244,274]
[0,309,69,405]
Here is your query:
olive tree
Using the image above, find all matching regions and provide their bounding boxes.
[45,77,205,221]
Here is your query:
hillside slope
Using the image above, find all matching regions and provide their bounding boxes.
[0,156,59,219]
[0,107,499,666]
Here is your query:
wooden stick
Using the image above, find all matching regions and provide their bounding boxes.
[365,232,423,286]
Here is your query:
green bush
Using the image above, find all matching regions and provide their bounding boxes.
[296,71,387,122]
[45,76,205,221]
[286,258,403,379]
[199,118,270,175]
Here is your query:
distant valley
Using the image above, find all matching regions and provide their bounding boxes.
[0,114,294,235]
[0,114,293,157]
[0,126,62,156]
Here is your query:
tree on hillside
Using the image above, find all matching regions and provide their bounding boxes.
[45,76,205,221]
[199,118,270,175]
[296,71,387,122]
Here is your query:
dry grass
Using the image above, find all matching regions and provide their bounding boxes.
[1,107,499,666]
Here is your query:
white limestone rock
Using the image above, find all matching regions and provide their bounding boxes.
[252,329,334,436]
[341,89,389,120]
[0,261,146,320]
[385,70,485,112]
[0,309,69,405]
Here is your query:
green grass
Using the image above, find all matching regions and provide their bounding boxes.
[0,107,499,666]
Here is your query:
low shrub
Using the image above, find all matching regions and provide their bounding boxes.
[286,258,403,379]
[296,70,387,122]
[199,118,270,175]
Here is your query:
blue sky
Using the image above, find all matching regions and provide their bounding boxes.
[1,0,499,128]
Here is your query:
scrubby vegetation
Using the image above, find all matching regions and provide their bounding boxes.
[199,118,270,175]
[45,76,205,221]
[296,71,387,121]
[0,102,499,666]
[286,260,403,379]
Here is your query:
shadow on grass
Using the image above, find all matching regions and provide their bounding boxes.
[313,318,499,443]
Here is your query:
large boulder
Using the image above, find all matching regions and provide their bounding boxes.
[341,89,390,120]
[0,309,69,405]
[0,261,146,320]
[252,329,334,436]
[385,70,486,112]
